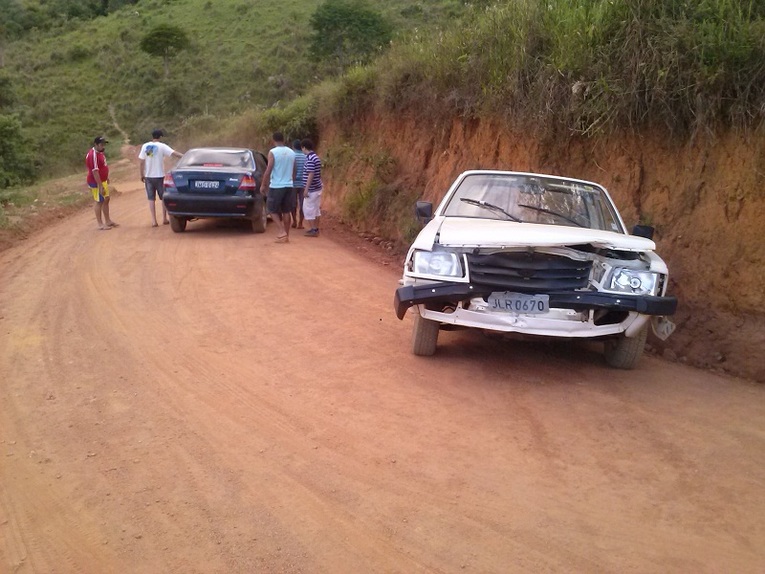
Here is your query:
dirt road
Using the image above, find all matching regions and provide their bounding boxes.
[1,162,764,573]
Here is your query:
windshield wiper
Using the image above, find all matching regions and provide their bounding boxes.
[517,204,585,227]
[460,198,522,222]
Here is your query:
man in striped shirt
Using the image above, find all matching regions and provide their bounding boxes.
[291,139,306,230]
[300,139,323,237]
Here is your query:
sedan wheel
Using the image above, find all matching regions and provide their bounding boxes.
[169,215,187,233]
[250,199,267,233]
[412,312,439,356]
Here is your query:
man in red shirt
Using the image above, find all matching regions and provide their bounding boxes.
[85,136,118,230]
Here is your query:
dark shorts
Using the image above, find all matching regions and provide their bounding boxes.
[145,177,165,201]
[294,187,304,209]
[267,187,296,215]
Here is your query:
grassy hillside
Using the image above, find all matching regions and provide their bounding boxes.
[2,0,467,177]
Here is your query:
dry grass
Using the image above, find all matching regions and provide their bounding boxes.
[0,157,136,253]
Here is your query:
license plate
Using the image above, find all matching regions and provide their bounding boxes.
[193,180,220,190]
[487,292,549,314]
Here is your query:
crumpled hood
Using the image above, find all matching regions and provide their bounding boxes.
[413,217,656,252]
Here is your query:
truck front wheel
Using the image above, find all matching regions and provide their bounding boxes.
[412,312,439,356]
[603,326,648,369]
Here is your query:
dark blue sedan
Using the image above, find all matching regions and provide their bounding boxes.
[163,147,268,233]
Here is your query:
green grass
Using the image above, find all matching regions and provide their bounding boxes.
[0,157,135,234]
[362,0,765,136]
[3,0,465,178]
[0,177,89,231]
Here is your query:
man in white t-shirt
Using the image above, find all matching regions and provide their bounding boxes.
[138,129,183,227]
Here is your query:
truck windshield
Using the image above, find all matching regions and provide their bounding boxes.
[442,173,624,232]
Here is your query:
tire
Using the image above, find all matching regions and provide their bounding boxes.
[169,215,187,233]
[603,325,648,369]
[412,312,439,356]
[250,200,267,233]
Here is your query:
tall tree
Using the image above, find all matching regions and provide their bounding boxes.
[139,24,190,79]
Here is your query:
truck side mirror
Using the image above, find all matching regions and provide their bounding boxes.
[415,201,433,225]
[632,224,654,239]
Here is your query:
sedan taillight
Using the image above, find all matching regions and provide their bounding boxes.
[163,173,176,191]
[239,175,256,194]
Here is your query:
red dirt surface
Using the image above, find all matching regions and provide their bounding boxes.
[1,151,764,573]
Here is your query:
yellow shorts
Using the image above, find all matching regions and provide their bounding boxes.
[89,181,110,203]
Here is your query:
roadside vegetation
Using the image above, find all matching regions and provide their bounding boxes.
[264,0,765,239]
[2,0,764,240]
[320,0,765,137]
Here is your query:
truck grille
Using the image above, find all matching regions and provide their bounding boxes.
[467,252,591,292]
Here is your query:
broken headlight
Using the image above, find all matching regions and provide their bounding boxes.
[608,268,660,296]
[412,250,464,278]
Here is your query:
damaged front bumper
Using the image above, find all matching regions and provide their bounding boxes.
[394,281,678,321]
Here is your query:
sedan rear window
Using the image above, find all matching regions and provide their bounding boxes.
[178,149,255,169]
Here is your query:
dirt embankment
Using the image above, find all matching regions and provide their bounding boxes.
[320,114,765,383]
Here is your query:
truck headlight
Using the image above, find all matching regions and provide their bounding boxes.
[608,268,660,296]
[412,250,463,278]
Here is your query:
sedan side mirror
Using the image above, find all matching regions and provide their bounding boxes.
[632,224,654,239]
[415,201,433,225]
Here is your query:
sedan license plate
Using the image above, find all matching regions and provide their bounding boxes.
[488,292,549,314]
[193,180,221,190]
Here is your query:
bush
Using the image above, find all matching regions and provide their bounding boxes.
[309,0,393,74]
[66,43,90,62]
[0,114,36,188]
[314,65,377,128]
[0,74,17,109]
[259,96,319,144]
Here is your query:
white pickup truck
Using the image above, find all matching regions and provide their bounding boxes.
[394,170,677,369]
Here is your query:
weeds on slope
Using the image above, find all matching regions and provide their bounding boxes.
[365,0,765,137]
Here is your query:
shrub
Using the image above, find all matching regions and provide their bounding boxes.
[309,0,393,74]
[66,43,90,62]
[0,114,36,188]
[259,95,319,144]
[0,74,17,109]
[314,65,377,129]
